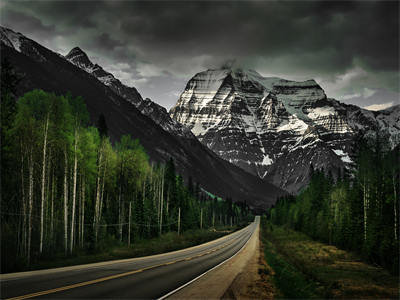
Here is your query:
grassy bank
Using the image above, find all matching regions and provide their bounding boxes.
[260,217,399,299]
[7,225,243,273]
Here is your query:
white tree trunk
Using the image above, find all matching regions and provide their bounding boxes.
[45,151,51,248]
[20,152,27,256]
[70,129,78,253]
[158,176,161,222]
[99,161,107,226]
[200,208,203,229]
[159,168,164,236]
[27,151,33,265]
[81,176,85,247]
[50,172,55,249]
[166,188,169,216]
[94,148,103,243]
[143,176,146,206]
[64,150,69,255]
[363,178,367,241]
[118,158,123,242]
[40,115,49,254]
[128,202,132,246]
[78,174,82,248]
[178,207,181,235]
[118,184,123,242]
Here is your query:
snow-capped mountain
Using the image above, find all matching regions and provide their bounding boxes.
[65,47,192,138]
[170,68,400,193]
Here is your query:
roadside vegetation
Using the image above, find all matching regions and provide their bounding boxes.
[269,137,399,275]
[1,63,253,273]
[260,217,399,299]
[261,133,399,298]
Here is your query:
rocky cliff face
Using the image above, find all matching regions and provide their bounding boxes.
[170,68,400,193]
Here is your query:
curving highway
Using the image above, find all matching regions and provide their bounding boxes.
[1,217,259,299]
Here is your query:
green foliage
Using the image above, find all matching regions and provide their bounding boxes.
[1,90,253,272]
[268,135,399,274]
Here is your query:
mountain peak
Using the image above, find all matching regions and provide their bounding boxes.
[66,47,93,69]
[205,66,257,76]
[69,46,85,54]
[202,67,321,90]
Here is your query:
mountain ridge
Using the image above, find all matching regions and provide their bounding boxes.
[65,46,193,138]
[170,68,400,192]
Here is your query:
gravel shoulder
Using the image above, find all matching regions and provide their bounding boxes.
[169,219,275,299]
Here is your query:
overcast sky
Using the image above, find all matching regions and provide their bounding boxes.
[1,0,398,110]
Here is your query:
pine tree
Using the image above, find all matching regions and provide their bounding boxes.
[97,114,108,138]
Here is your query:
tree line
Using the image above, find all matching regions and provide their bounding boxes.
[268,134,399,274]
[1,83,253,272]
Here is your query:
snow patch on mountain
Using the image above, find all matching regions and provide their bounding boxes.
[332,149,352,163]
[191,122,208,136]
[307,106,336,118]
[276,116,308,133]
[0,27,22,52]
[260,155,273,166]
[170,67,400,193]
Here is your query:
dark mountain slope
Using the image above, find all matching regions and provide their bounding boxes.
[65,46,193,138]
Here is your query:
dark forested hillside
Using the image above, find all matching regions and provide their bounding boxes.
[0,89,254,272]
[0,42,284,211]
[268,136,399,274]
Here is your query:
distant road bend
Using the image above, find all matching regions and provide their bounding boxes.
[1,217,259,299]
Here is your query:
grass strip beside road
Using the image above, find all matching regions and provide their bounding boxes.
[260,226,319,298]
[10,225,243,273]
[260,217,399,299]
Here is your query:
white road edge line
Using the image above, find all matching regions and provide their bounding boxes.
[1,224,249,282]
[157,221,257,300]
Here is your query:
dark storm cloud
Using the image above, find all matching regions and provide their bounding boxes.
[1,0,398,109]
[12,1,98,29]
[92,33,126,51]
[1,9,56,40]
[112,1,398,72]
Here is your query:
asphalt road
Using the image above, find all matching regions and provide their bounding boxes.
[1,217,259,299]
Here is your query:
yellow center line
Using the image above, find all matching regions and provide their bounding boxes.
[6,234,244,300]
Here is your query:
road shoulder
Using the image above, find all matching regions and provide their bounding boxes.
[222,229,276,299]
[0,227,246,281]
[169,221,274,299]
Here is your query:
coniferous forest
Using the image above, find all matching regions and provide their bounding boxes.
[268,137,399,274]
[1,64,252,272]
